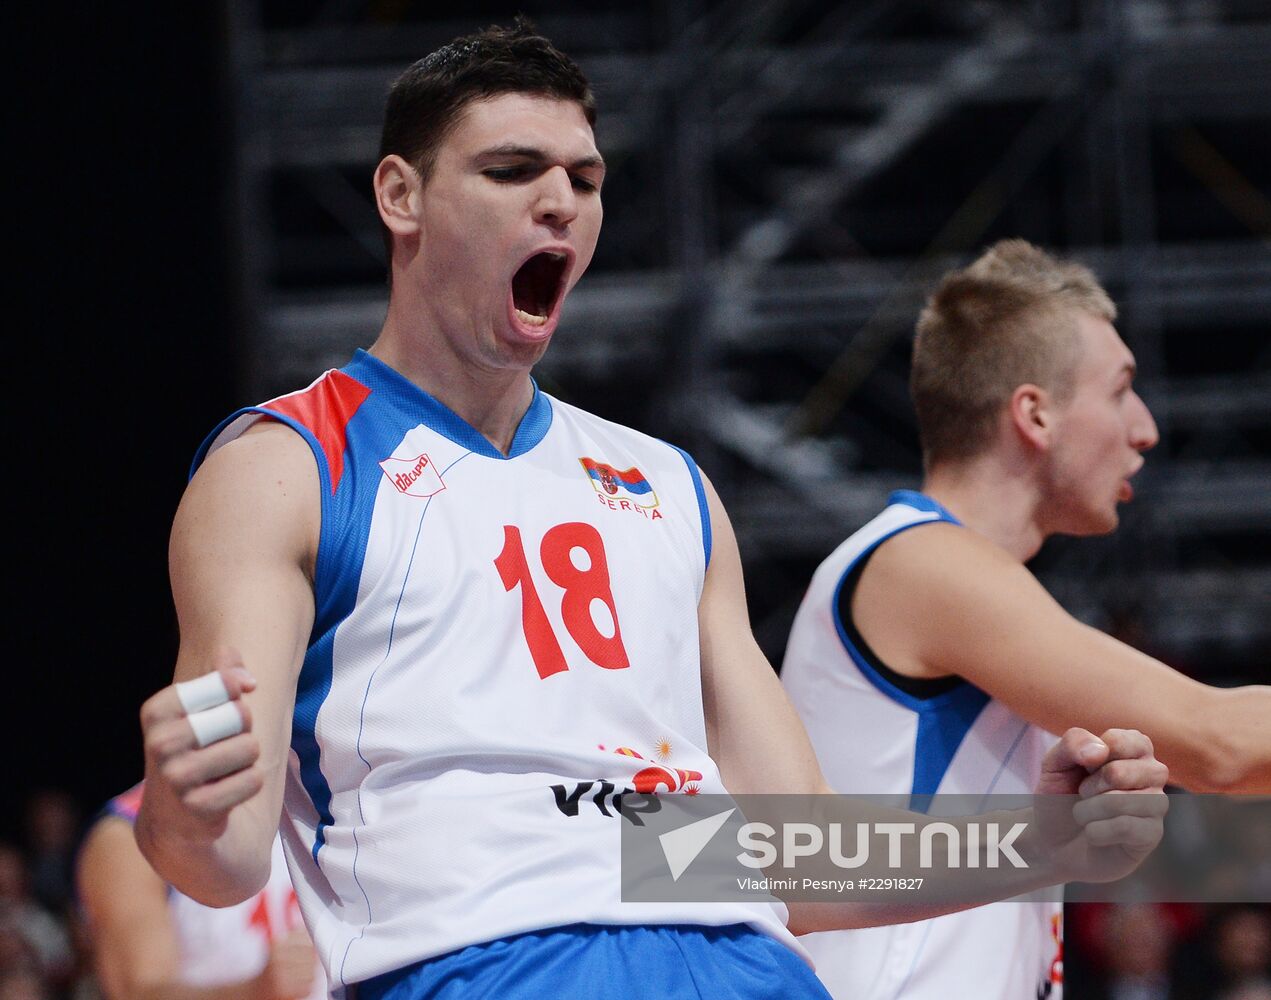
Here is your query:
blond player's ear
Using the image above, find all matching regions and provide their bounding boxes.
[1008,383,1053,452]
[374,155,423,238]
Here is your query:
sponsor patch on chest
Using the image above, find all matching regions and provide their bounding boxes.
[379,452,446,498]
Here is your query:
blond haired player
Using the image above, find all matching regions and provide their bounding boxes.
[782,239,1271,999]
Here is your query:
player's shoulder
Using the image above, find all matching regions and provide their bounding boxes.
[177,419,320,564]
[545,393,690,460]
[192,417,319,493]
[101,781,146,824]
[869,517,1020,595]
[78,788,152,880]
[195,364,372,480]
[77,802,169,912]
[544,393,642,438]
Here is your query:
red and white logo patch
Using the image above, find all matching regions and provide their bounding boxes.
[379,453,445,498]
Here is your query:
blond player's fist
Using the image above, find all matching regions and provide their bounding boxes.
[1032,727,1169,884]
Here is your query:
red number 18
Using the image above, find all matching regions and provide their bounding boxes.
[495,522,630,679]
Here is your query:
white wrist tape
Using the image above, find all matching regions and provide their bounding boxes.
[188,701,245,748]
[176,672,231,715]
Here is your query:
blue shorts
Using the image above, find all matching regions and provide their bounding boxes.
[356,923,830,1000]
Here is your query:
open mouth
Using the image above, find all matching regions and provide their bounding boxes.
[511,251,569,328]
[1120,463,1144,501]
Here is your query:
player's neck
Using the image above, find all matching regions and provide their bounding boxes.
[923,460,1047,562]
[370,303,535,457]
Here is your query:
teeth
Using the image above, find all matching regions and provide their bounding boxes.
[545,251,566,262]
[515,308,548,326]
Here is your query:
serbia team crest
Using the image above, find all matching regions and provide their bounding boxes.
[579,457,659,509]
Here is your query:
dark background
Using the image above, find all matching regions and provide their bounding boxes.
[11,5,234,828]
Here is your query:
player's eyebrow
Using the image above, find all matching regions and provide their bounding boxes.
[476,143,606,173]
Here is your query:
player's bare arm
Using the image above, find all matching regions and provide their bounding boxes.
[79,814,317,1000]
[697,472,830,799]
[854,521,1271,792]
[694,475,1168,933]
[79,815,184,1000]
[135,421,319,906]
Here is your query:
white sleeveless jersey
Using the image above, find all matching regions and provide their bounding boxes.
[196,350,800,993]
[104,786,326,998]
[780,492,1063,1000]
[170,838,326,998]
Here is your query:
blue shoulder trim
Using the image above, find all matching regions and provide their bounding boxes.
[668,445,712,570]
[887,489,962,523]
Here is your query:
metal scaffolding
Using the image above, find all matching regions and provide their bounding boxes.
[225,0,1271,674]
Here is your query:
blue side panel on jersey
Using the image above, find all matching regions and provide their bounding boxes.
[910,684,991,798]
[295,378,447,862]
[830,492,989,799]
[357,923,830,1000]
[294,638,342,862]
[668,444,712,570]
[344,350,552,460]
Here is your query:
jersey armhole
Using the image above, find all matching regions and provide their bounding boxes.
[836,546,962,701]
[831,521,992,799]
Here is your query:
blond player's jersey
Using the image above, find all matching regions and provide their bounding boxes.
[103,786,326,998]
[196,350,800,994]
[780,492,1063,1000]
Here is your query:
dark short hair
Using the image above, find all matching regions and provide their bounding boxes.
[911,240,1116,467]
[377,18,597,264]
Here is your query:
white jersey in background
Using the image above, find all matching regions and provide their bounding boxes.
[102,785,327,999]
[781,491,1062,1000]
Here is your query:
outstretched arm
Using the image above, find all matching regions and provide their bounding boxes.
[135,422,319,905]
[853,522,1271,792]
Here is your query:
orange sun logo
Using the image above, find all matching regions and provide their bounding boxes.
[654,737,673,760]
